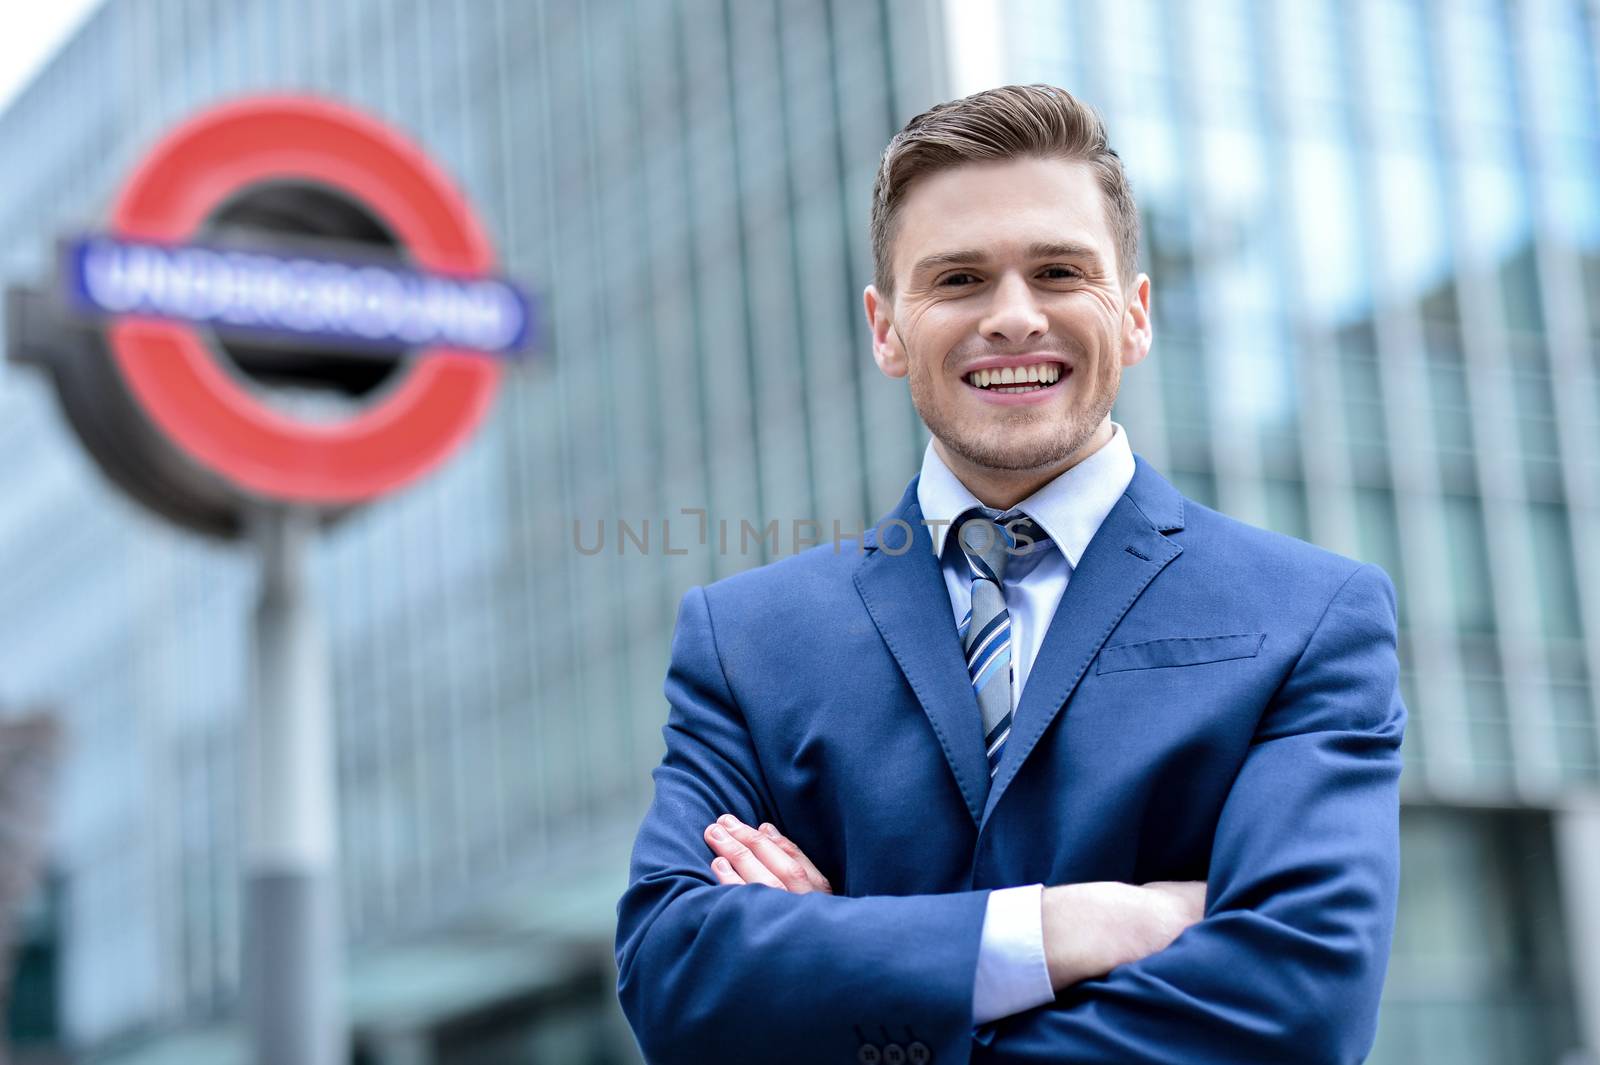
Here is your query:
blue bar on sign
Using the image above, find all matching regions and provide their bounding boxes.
[63,234,536,358]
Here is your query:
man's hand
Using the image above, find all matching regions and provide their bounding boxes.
[702,814,1201,990]
[1041,879,1206,991]
[703,814,833,894]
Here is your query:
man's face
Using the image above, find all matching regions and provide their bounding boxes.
[864,156,1151,486]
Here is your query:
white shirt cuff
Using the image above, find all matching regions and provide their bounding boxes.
[972,882,1055,1026]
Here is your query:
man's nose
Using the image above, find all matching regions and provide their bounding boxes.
[977,272,1048,345]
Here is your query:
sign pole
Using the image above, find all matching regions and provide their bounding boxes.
[244,504,346,1065]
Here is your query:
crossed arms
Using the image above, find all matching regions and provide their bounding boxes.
[614,564,1405,1064]
[702,812,1208,1010]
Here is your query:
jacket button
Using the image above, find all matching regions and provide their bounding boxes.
[907,1042,932,1064]
[883,1044,906,1065]
[857,1045,881,1065]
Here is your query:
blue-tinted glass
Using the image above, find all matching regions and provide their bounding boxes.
[1423,325,1477,488]
[1354,485,1406,618]
[1528,500,1584,643]
[1286,133,1371,322]
[1336,323,1390,481]
[1443,494,1495,635]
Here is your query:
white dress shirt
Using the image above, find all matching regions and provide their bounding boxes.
[915,420,1137,1027]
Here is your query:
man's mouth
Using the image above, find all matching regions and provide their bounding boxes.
[962,362,1068,395]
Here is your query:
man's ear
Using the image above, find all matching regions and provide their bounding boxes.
[863,284,908,379]
[1120,273,1153,368]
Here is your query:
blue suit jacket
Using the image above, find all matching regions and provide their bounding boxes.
[615,454,1405,1065]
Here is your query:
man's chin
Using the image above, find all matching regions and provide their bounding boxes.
[944,434,1082,474]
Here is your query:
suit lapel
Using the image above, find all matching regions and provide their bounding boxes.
[852,454,1189,832]
[853,479,991,827]
[979,453,1187,830]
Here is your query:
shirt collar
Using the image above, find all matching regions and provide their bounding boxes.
[916,420,1137,571]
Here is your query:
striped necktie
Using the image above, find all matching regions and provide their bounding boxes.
[954,507,1050,784]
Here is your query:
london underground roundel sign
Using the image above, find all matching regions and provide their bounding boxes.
[90,96,527,504]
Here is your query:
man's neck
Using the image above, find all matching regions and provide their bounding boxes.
[934,419,1114,511]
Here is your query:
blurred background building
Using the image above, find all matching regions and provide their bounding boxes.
[0,0,1594,1063]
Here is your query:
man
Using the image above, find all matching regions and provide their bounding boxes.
[615,84,1404,1065]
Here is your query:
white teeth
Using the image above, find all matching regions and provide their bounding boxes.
[968,363,1064,389]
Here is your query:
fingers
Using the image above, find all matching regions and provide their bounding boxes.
[703,814,823,893]
[757,822,833,894]
[704,818,784,888]
[710,856,746,886]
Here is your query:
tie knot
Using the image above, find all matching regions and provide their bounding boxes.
[953,507,1049,584]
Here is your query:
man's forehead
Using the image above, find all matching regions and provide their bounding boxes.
[892,157,1113,276]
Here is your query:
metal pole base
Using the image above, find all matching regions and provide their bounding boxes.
[245,505,346,1065]
[245,870,344,1065]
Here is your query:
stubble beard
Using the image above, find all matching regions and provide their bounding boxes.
[909,352,1118,475]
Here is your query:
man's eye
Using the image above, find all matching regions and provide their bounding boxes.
[939,272,979,286]
[1041,266,1082,280]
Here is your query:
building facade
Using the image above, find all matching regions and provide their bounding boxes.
[0,1,1594,1063]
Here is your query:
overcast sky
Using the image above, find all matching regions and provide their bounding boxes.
[0,0,106,117]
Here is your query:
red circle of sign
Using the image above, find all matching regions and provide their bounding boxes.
[107,96,503,503]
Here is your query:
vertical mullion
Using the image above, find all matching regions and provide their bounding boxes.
[1533,0,1600,771]
[1170,0,1272,529]
[1260,0,1362,560]
[576,0,633,809]
[530,0,589,842]
[1346,0,1476,798]
[729,0,813,538]
[1427,1,1563,798]
[832,0,918,519]
[1517,0,1600,773]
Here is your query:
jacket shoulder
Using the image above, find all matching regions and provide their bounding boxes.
[699,535,873,617]
[1178,497,1384,597]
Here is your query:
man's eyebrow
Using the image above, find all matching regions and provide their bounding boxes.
[1025,240,1103,263]
[909,241,1104,277]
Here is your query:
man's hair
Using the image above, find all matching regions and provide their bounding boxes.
[869,84,1139,299]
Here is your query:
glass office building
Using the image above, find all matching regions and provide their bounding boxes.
[0,1,1594,1063]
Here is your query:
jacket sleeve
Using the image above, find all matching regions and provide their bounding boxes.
[615,584,995,1065]
[969,562,1407,1065]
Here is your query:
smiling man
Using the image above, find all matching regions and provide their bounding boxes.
[615,85,1405,1065]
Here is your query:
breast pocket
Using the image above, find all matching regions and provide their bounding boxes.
[1096,632,1266,674]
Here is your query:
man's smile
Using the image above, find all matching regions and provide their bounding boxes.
[961,360,1071,404]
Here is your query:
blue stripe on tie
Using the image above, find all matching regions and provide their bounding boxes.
[987,724,1011,761]
[957,607,971,639]
[973,643,1010,693]
[967,620,1010,676]
[987,709,1013,773]
[965,614,1008,668]
[989,736,1009,775]
[966,553,1000,585]
[971,635,1009,684]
